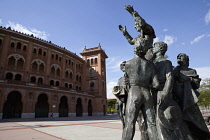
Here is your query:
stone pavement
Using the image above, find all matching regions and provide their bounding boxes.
[0,115,141,140]
[0,115,209,140]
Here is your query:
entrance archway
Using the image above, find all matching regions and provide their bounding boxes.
[59,96,69,117]
[3,91,22,119]
[76,98,83,117]
[35,94,49,118]
[88,99,92,116]
[103,105,106,116]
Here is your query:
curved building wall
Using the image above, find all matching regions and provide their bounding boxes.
[0,27,108,119]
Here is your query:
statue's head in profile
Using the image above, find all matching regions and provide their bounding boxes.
[153,42,168,55]
[177,53,189,66]
[134,21,142,32]
[120,61,126,72]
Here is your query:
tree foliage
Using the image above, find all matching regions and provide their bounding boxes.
[198,78,210,107]
[107,99,117,114]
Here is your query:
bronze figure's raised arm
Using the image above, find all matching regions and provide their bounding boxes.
[119,5,156,50]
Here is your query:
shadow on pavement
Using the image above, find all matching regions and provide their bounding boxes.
[0,114,120,123]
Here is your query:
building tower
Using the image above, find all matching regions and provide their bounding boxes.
[80,44,108,115]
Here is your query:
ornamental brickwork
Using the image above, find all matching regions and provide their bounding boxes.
[0,26,108,119]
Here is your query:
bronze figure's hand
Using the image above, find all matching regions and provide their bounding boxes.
[125,5,134,14]
[119,25,127,33]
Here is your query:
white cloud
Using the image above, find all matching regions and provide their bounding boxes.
[163,29,168,32]
[0,19,2,24]
[207,34,210,37]
[204,9,210,25]
[195,67,210,82]
[181,42,185,45]
[6,21,48,40]
[106,57,117,65]
[154,35,176,46]
[107,82,117,99]
[106,57,124,72]
[153,37,159,43]
[190,34,206,44]
[164,35,176,45]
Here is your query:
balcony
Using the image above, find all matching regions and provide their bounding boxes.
[6,66,24,72]
[2,80,92,95]
[5,79,26,85]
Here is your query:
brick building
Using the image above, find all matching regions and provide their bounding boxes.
[0,26,108,119]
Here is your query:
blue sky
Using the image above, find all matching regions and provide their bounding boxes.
[1,0,210,98]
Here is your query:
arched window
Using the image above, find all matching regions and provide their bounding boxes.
[50,80,54,86]
[102,69,104,75]
[38,78,43,84]
[65,83,68,88]
[10,42,15,48]
[39,63,44,72]
[76,86,78,90]
[8,56,16,66]
[17,58,24,68]
[66,59,68,64]
[90,82,94,90]
[56,54,58,60]
[5,72,13,80]
[59,57,61,62]
[43,51,46,56]
[91,59,93,65]
[0,39,2,46]
[17,42,21,50]
[79,87,81,90]
[51,67,55,75]
[15,74,22,81]
[38,49,42,55]
[70,72,72,79]
[76,74,79,81]
[69,60,71,65]
[90,68,94,78]
[65,71,69,77]
[52,54,54,59]
[79,76,82,83]
[56,68,60,76]
[30,76,36,83]
[102,81,105,91]
[95,58,98,64]
[33,48,37,53]
[32,62,38,71]
[23,45,27,51]
[87,59,90,65]
[56,81,60,86]
[69,84,72,89]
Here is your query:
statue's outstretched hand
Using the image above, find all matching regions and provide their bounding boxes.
[125,5,134,14]
[119,25,126,34]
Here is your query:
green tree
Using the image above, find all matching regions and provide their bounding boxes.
[198,78,210,108]
[107,99,117,114]
[198,78,210,92]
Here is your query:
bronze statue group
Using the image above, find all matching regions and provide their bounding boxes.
[113,5,210,140]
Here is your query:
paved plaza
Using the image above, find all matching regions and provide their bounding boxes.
[0,115,141,140]
[0,115,209,140]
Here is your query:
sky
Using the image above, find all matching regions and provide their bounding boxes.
[0,0,210,99]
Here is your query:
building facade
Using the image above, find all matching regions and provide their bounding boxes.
[0,26,108,119]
